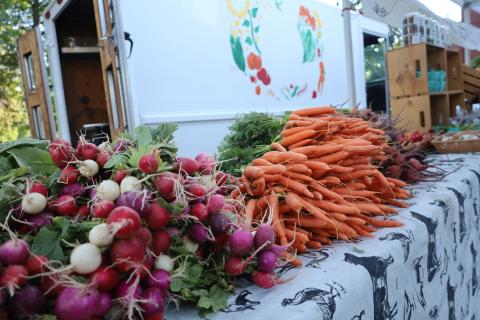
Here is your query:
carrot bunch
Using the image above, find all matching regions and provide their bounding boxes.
[232,106,410,266]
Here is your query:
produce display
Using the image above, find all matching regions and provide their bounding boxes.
[232,106,410,265]
[0,106,420,319]
[0,125,285,319]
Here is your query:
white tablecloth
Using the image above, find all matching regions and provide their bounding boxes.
[166,154,480,320]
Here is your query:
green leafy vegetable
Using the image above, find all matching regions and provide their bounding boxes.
[0,139,48,155]
[8,147,56,175]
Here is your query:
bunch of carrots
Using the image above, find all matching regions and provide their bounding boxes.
[231,106,410,266]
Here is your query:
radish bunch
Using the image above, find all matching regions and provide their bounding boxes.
[0,130,282,319]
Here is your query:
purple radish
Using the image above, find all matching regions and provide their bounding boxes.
[115,279,142,300]
[54,287,100,320]
[141,287,165,315]
[207,194,224,214]
[257,250,278,272]
[115,190,151,216]
[0,239,29,266]
[95,291,112,316]
[228,229,254,256]
[59,183,86,197]
[146,270,171,291]
[188,223,209,244]
[9,285,46,317]
[254,224,275,249]
[208,212,231,234]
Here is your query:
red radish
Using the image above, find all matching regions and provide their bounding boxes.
[408,158,423,171]
[70,243,102,274]
[96,150,110,168]
[92,200,115,218]
[145,311,164,320]
[77,205,90,218]
[26,256,48,275]
[141,287,164,315]
[257,250,277,272]
[54,286,100,320]
[154,172,179,202]
[385,165,401,179]
[186,184,205,198]
[49,139,72,169]
[79,142,99,160]
[139,154,159,174]
[207,194,224,214]
[137,227,153,246]
[29,182,48,197]
[252,271,276,289]
[211,232,229,252]
[94,291,112,316]
[174,157,199,175]
[90,266,120,291]
[225,256,247,276]
[195,152,215,174]
[9,285,46,318]
[228,229,254,256]
[88,223,114,247]
[188,223,209,243]
[215,171,229,187]
[146,203,170,230]
[96,180,120,201]
[107,206,141,238]
[59,166,79,184]
[190,203,209,221]
[152,230,171,255]
[112,169,128,183]
[1,265,28,295]
[21,192,47,214]
[254,224,275,249]
[110,238,145,272]
[40,275,64,297]
[0,239,29,266]
[146,270,171,290]
[53,195,78,216]
[403,167,421,182]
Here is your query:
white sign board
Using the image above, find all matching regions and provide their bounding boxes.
[119,0,349,154]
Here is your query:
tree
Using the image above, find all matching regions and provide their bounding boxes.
[0,0,48,142]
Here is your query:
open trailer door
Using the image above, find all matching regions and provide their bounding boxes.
[93,0,126,138]
[17,28,56,140]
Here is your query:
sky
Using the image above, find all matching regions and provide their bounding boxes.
[315,0,463,22]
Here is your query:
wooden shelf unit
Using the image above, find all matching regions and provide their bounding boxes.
[387,43,465,131]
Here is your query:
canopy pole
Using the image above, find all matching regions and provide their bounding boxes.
[342,0,357,108]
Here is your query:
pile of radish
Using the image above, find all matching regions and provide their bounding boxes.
[0,128,285,319]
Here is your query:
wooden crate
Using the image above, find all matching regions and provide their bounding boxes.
[390,95,432,132]
[462,65,480,106]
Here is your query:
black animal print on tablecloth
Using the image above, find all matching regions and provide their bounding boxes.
[379,231,414,262]
[411,211,441,281]
[429,305,439,319]
[471,242,478,296]
[451,222,458,261]
[469,169,480,188]
[344,253,397,320]
[458,264,465,285]
[404,291,415,320]
[447,187,467,243]
[412,257,426,308]
[222,290,260,313]
[447,277,456,320]
[281,285,341,320]
[440,247,450,285]
[429,199,449,225]
[462,178,473,198]
[474,200,480,231]
[350,310,365,320]
[305,250,330,269]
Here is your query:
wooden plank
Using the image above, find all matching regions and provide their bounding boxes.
[463,74,480,88]
[17,28,54,140]
[462,65,480,78]
[387,44,428,98]
[464,83,480,95]
[446,50,463,91]
[390,95,432,132]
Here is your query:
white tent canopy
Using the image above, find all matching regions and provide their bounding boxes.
[361,0,480,50]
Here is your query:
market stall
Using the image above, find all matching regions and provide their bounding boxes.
[167,153,480,320]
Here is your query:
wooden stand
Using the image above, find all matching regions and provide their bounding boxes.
[387,43,465,132]
[462,65,480,108]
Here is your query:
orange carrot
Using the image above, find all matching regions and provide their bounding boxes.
[278,176,314,198]
[262,151,307,164]
[243,166,264,180]
[251,178,265,197]
[291,106,336,116]
[313,151,350,164]
[245,199,257,227]
[328,165,354,173]
[263,174,282,183]
[281,129,318,147]
[291,144,343,157]
[269,192,288,246]
[252,158,273,166]
[386,177,408,187]
[302,160,330,171]
[311,199,360,215]
[289,139,315,149]
[285,228,309,243]
[283,171,314,182]
[285,192,304,213]
[271,142,287,152]
[287,164,312,175]
[306,240,322,249]
[365,217,404,228]
[255,164,287,175]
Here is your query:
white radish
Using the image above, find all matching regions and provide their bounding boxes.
[120,176,142,193]
[96,180,120,201]
[154,254,174,272]
[88,223,114,247]
[78,160,99,178]
[182,235,199,253]
[21,192,47,214]
[98,141,110,152]
[70,243,102,274]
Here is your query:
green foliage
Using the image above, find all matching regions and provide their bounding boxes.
[0,0,49,142]
[470,55,480,69]
[218,112,287,175]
